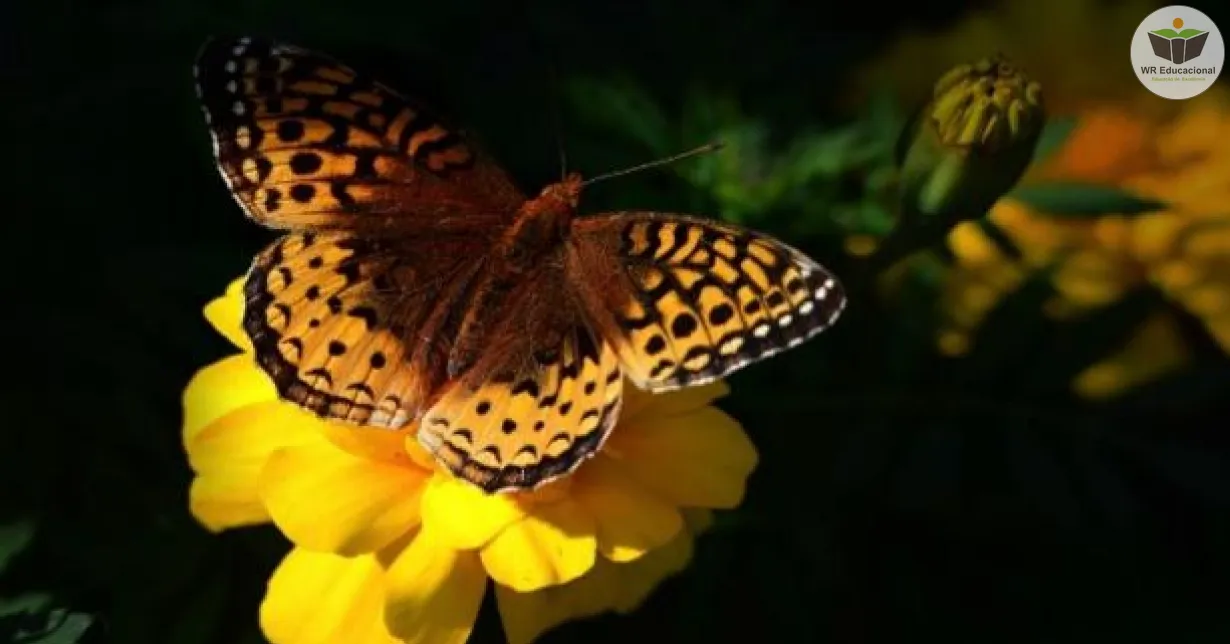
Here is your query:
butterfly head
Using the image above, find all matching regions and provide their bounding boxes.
[498,173,583,270]
[536,172,583,211]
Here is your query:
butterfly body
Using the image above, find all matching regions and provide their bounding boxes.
[196,37,847,493]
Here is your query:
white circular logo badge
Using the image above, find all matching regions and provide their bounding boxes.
[1131,5,1224,99]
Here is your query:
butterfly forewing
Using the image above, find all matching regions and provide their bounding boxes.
[194,37,525,235]
[568,213,847,391]
[244,230,488,427]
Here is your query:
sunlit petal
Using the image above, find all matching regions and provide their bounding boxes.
[187,402,318,531]
[383,527,486,644]
[202,277,250,351]
[260,440,428,555]
[573,456,682,562]
[480,500,596,592]
[419,474,525,550]
[260,548,397,644]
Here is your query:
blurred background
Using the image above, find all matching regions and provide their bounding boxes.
[5,0,1230,641]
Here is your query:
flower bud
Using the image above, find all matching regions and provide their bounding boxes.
[870,55,1045,273]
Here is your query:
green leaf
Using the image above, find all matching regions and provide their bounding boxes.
[16,610,93,644]
[0,593,51,620]
[0,519,35,574]
[1030,117,1078,164]
[1009,183,1167,217]
[0,594,93,644]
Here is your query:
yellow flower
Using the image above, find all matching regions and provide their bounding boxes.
[934,99,1230,395]
[184,278,757,644]
[857,0,1230,397]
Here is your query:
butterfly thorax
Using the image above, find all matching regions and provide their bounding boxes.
[492,173,583,274]
[443,174,584,379]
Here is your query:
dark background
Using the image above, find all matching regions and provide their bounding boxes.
[5,0,1230,642]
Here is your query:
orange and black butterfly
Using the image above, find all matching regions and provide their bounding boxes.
[194,36,847,494]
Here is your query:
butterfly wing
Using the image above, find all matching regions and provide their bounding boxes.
[567,213,847,391]
[244,229,491,427]
[416,263,624,493]
[194,37,525,235]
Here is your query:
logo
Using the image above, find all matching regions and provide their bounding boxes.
[1131,5,1224,99]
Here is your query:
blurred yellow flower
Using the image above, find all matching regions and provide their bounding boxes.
[853,0,1230,398]
[935,95,1230,397]
[183,278,756,644]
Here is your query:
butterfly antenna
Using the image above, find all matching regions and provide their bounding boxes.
[581,141,725,187]
[547,63,568,180]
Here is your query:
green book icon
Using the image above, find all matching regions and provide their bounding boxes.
[1148,28,1209,64]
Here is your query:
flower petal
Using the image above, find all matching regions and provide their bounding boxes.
[572,456,682,563]
[189,474,269,531]
[186,401,319,531]
[494,579,606,644]
[260,439,428,556]
[619,380,729,422]
[182,354,276,445]
[382,527,486,644]
[495,526,696,644]
[260,548,398,644]
[480,499,596,592]
[606,527,694,614]
[203,277,251,352]
[681,507,714,535]
[607,407,756,508]
[321,422,418,469]
[419,474,525,550]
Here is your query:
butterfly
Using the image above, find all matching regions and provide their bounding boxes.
[194,36,847,494]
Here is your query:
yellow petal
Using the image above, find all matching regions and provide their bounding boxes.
[203,277,251,352]
[572,456,682,563]
[480,500,596,592]
[189,473,270,531]
[182,354,276,446]
[260,548,398,644]
[607,407,756,508]
[186,402,319,531]
[619,380,729,422]
[321,421,418,469]
[1131,213,1183,262]
[383,527,486,644]
[681,507,714,535]
[1071,312,1191,399]
[495,573,612,644]
[495,527,696,644]
[1051,250,1129,307]
[419,474,525,550]
[1203,315,1230,353]
[260,439,428,556]
[606,526,694,613]
[948,220,1004,266]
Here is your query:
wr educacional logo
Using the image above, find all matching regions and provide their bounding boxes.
[1131,5,1223,100]
[1144,16,1209,67]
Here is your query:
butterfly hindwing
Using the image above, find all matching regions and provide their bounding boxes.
[244,230,489,427]
[417,264,624,493]
[568,213,847,391]
[194,37,525,234]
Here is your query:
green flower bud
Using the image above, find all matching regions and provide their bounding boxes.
[869,55,1045,273]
